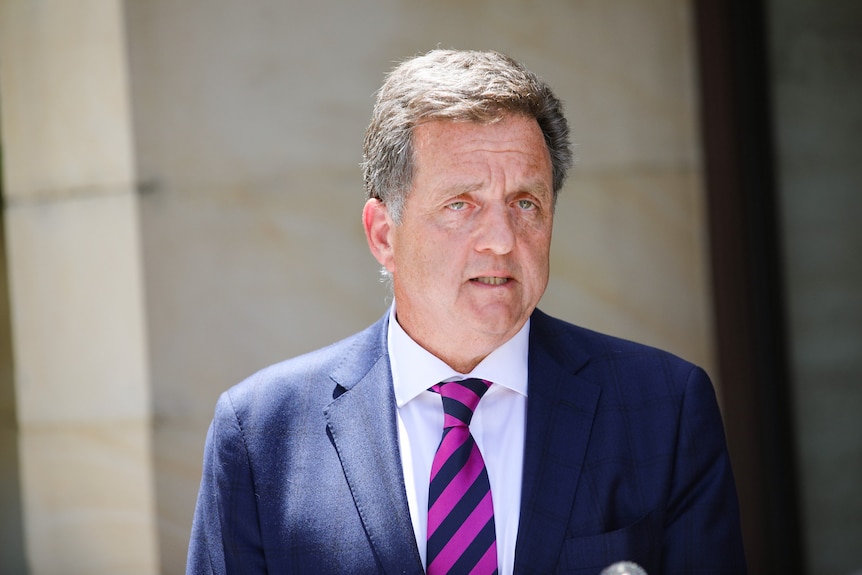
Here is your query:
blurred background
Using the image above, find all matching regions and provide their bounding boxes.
[0,0,859,573]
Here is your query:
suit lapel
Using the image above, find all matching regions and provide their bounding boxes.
[324,317,425,575]
[514,311,601,573]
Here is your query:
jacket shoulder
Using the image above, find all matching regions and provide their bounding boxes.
[216,314,388,423]
[530,309,707,391]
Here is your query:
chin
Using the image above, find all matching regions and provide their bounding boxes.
[469,311,524,338]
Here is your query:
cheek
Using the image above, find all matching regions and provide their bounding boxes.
[525,233,552,280]
[393,233,438,281]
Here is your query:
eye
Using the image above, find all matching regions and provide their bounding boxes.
[517,198,536,210]
[447,201,467,211]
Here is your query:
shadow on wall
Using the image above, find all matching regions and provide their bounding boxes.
[0,152,29,572]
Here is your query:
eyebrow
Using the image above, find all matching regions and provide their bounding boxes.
[434,178,552,199]
[517,180,553,197]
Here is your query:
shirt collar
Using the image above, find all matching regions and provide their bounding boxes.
[387,303,530,407]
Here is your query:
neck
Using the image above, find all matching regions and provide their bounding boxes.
[393,314,510,375]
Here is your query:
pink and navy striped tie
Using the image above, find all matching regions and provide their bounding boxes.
[427,378,498,575]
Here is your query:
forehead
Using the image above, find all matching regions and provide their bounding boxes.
[411,116,553,188]
[413,115,547,156]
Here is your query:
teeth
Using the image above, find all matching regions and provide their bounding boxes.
[474,277,508,285]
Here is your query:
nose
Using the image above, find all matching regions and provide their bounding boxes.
[474,203,516,255]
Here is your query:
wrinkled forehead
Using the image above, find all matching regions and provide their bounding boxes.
[410,117,554,194]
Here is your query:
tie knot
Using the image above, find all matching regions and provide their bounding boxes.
[434,378,491,428]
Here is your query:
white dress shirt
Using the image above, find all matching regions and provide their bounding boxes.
[387,305,528,575]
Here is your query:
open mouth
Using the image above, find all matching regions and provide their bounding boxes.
[471,276,510,286]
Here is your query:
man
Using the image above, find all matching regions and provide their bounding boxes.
[187,49,746,574]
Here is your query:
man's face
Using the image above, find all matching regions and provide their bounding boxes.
[364,114,555,372]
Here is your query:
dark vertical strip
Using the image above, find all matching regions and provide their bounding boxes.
[0,148,30,572]
[693,1,804,573]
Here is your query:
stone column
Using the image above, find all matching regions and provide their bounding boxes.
[0,1,159,573]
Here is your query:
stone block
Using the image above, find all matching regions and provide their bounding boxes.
[0,0,134,199]
[19,421,158,575]
[5,192,150,425]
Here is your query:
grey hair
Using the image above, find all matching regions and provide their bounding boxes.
[362,49,573,224]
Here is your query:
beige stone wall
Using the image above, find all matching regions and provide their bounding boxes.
[0,1,158,573]
[0,1,712,572]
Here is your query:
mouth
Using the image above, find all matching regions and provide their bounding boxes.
[470,276,511,286]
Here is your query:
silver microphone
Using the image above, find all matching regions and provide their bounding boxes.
[600,561,647,575]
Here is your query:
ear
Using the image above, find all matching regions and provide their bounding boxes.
[362,198,396,273]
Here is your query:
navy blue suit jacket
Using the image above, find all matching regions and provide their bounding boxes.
[187,310,746,574]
